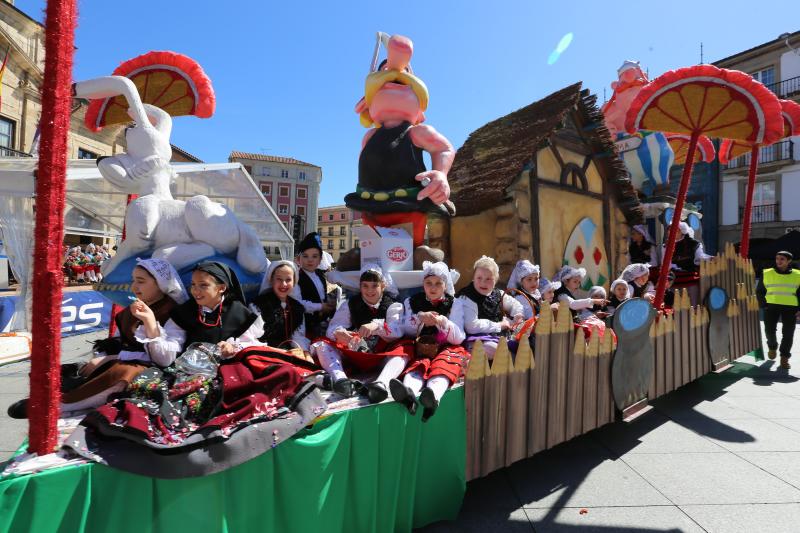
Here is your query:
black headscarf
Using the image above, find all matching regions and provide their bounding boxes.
[194,261,246,304]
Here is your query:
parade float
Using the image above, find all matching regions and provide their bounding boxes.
[0,7,781,530]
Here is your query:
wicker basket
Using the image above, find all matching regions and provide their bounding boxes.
[415,334,441,359]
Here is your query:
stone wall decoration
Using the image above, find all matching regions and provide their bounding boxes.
[563,217,610,290]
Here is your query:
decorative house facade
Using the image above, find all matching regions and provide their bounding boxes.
[434,83,641,290]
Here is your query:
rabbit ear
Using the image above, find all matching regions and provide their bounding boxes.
[139,104,172,138]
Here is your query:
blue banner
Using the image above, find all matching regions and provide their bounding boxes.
[0,291,112,337]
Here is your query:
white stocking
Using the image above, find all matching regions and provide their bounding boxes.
[375,356,408,388]
[403,371,425,396]
[313,342,348,381]
[427,375,451,402]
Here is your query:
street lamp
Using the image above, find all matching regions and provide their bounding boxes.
[779,32,799,56]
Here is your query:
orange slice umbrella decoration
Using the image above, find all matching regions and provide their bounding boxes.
[665,133,715,165]
[626,64,783,309]
[718,99,800,258]
[84,50,215,131]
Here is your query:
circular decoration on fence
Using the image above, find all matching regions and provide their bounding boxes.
[611,298,657,411]
[709,286,728,311]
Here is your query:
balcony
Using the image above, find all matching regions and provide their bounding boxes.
[738,203,780,223]
[0,147,33,158]
[765,76,800,99]
[725,140,793,169]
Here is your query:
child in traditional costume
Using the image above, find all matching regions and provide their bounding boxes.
[159,261,264,357]
[621,263,656,302]
[312,264,411,403]
[607,278,630,317]
[391,261,467,421]
[456,256,523,359]
[507,259,541,320]
[6,258,188,419]
[552,266,606,322]
[578,286,609,321]
[291,232,336,340]
[629,224,654,264]
[251,260,310,353]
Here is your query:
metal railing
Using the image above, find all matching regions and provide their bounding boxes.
[765,76,800,99]
[0,146,33,158]
[726,140,793,169]
[738,203,780,223]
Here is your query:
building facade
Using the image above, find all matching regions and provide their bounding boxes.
[715,31,800,249]
[228,151,322,238]
[317,205,362,262]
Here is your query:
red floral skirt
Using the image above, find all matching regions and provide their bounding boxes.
[403,344,469,383]
[315,337,415,373]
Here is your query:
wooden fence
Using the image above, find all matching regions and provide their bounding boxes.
[465,249,763,481]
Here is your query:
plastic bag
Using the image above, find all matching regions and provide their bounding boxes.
[174,342,221,379]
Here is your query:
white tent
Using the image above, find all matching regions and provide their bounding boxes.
[0,159,293,329]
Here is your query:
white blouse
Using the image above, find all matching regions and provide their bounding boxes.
[458,292,524,335]
[291,269,327,313]
[401,297,466,345]
[326,298,404,341]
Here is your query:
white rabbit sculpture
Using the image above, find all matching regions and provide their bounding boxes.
[73,76,269,277]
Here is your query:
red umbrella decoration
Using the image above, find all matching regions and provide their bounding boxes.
[625,64,784,309]
[719,99,800,258]
[665,133,716,165]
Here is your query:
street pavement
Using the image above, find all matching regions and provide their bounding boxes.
[2,327,800,532]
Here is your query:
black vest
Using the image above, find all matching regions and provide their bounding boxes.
[409,292,454,336]
[298,269,327,339]
[170,298,257,346]
[553,285,580,320]
[251,291,305,347]
[358,121,426,191]
[629,240,652,263]
[347,293,395,331]
[457,283,504,322]
[672,237,700,272]
[627,281,649,299]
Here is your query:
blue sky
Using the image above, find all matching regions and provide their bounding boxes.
[15,0,799,206]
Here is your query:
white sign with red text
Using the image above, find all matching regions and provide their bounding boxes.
[354,225,413,272]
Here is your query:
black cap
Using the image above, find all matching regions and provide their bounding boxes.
[297,232,322,253]
[777,250,794,260]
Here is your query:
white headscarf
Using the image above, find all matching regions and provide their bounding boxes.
[260,260,298,294]
[554,265,586,283]
[632,225,654,244]
[538,278,561,296]
[360,262,398,296]
[621,263,650,282]
[588,285,607,299]
[320,251,334,271]
[422,261,459,296]
[678,221,695,239]
[507,260,540,290]
[610,278,632,299]
[135,258,189,304]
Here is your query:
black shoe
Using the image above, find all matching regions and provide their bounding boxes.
[366,381,388,404]
[389,378,417,415]
[6,398,28,419]
[61,363,88,393]
[419,387,439,422]
[332,378,358,398]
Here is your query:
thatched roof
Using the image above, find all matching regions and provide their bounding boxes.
[449,82,642,224]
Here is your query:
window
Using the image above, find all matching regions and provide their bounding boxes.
[318,215,322,222]
[296,188,307,199]
[340,213,346,220]
[354,239,360,248]
[279,204,288,215]
[243,165,253,175]
[296,205,305,216]
[261,166,271,176]
[339,239,345,249]
[0,117,15,151]
[279,186,290,197]
[77,148,98,160]
[327,227,333,236]
[327,240,334,250]
[340,227,346,236]
[281,169,289,178]
[274,247,281,255]
[752,67,775,88]
[744,181,776,206]
[260,183,271,196]
[328,214,334,221]
[298,171,306,180]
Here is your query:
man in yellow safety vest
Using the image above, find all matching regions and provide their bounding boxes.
[757,251,800,370]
